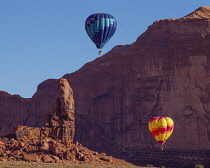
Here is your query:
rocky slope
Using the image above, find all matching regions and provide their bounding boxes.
[0,128,136,167]
[1,6,210,167]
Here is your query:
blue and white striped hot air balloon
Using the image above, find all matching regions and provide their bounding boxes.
[85,13,117,55]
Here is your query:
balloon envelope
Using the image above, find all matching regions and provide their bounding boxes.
[85,13,117,49]
[148,117,174,147]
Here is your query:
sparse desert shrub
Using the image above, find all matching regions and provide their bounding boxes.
[147,164,153,167]
[195,165,204,168]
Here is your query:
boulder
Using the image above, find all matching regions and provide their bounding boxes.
[23,153,38,162]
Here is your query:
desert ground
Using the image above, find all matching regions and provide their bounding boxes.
[0,161,157,168]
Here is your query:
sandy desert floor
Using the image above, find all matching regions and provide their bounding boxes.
[0,161,152,168]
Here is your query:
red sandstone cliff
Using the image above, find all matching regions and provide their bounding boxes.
[1,6,210,167]
[66,6,210,150]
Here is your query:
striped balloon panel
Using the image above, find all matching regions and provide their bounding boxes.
[148,117,174,146]
[85,13,117,49]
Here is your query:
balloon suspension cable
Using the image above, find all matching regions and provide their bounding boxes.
[98,50,102,55]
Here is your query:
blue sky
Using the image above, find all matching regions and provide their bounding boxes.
[1,0,210,98]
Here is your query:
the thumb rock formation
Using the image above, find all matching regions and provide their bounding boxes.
[44,78,75,145]
[15,78,75,145]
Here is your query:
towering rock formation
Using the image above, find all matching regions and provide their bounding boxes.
[44,78,75,145]
[1,6,210,167]
[62,5,210,151]
[15,78,75,145]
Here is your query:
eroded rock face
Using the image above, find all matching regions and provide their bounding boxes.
[14,78,75,145]
[44,78,75,144]
[1,6,210,167]
[64,6,210,152]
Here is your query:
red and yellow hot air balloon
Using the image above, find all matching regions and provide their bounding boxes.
[148,117,174,150]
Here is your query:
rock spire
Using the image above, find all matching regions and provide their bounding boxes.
[44,78,75,145]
